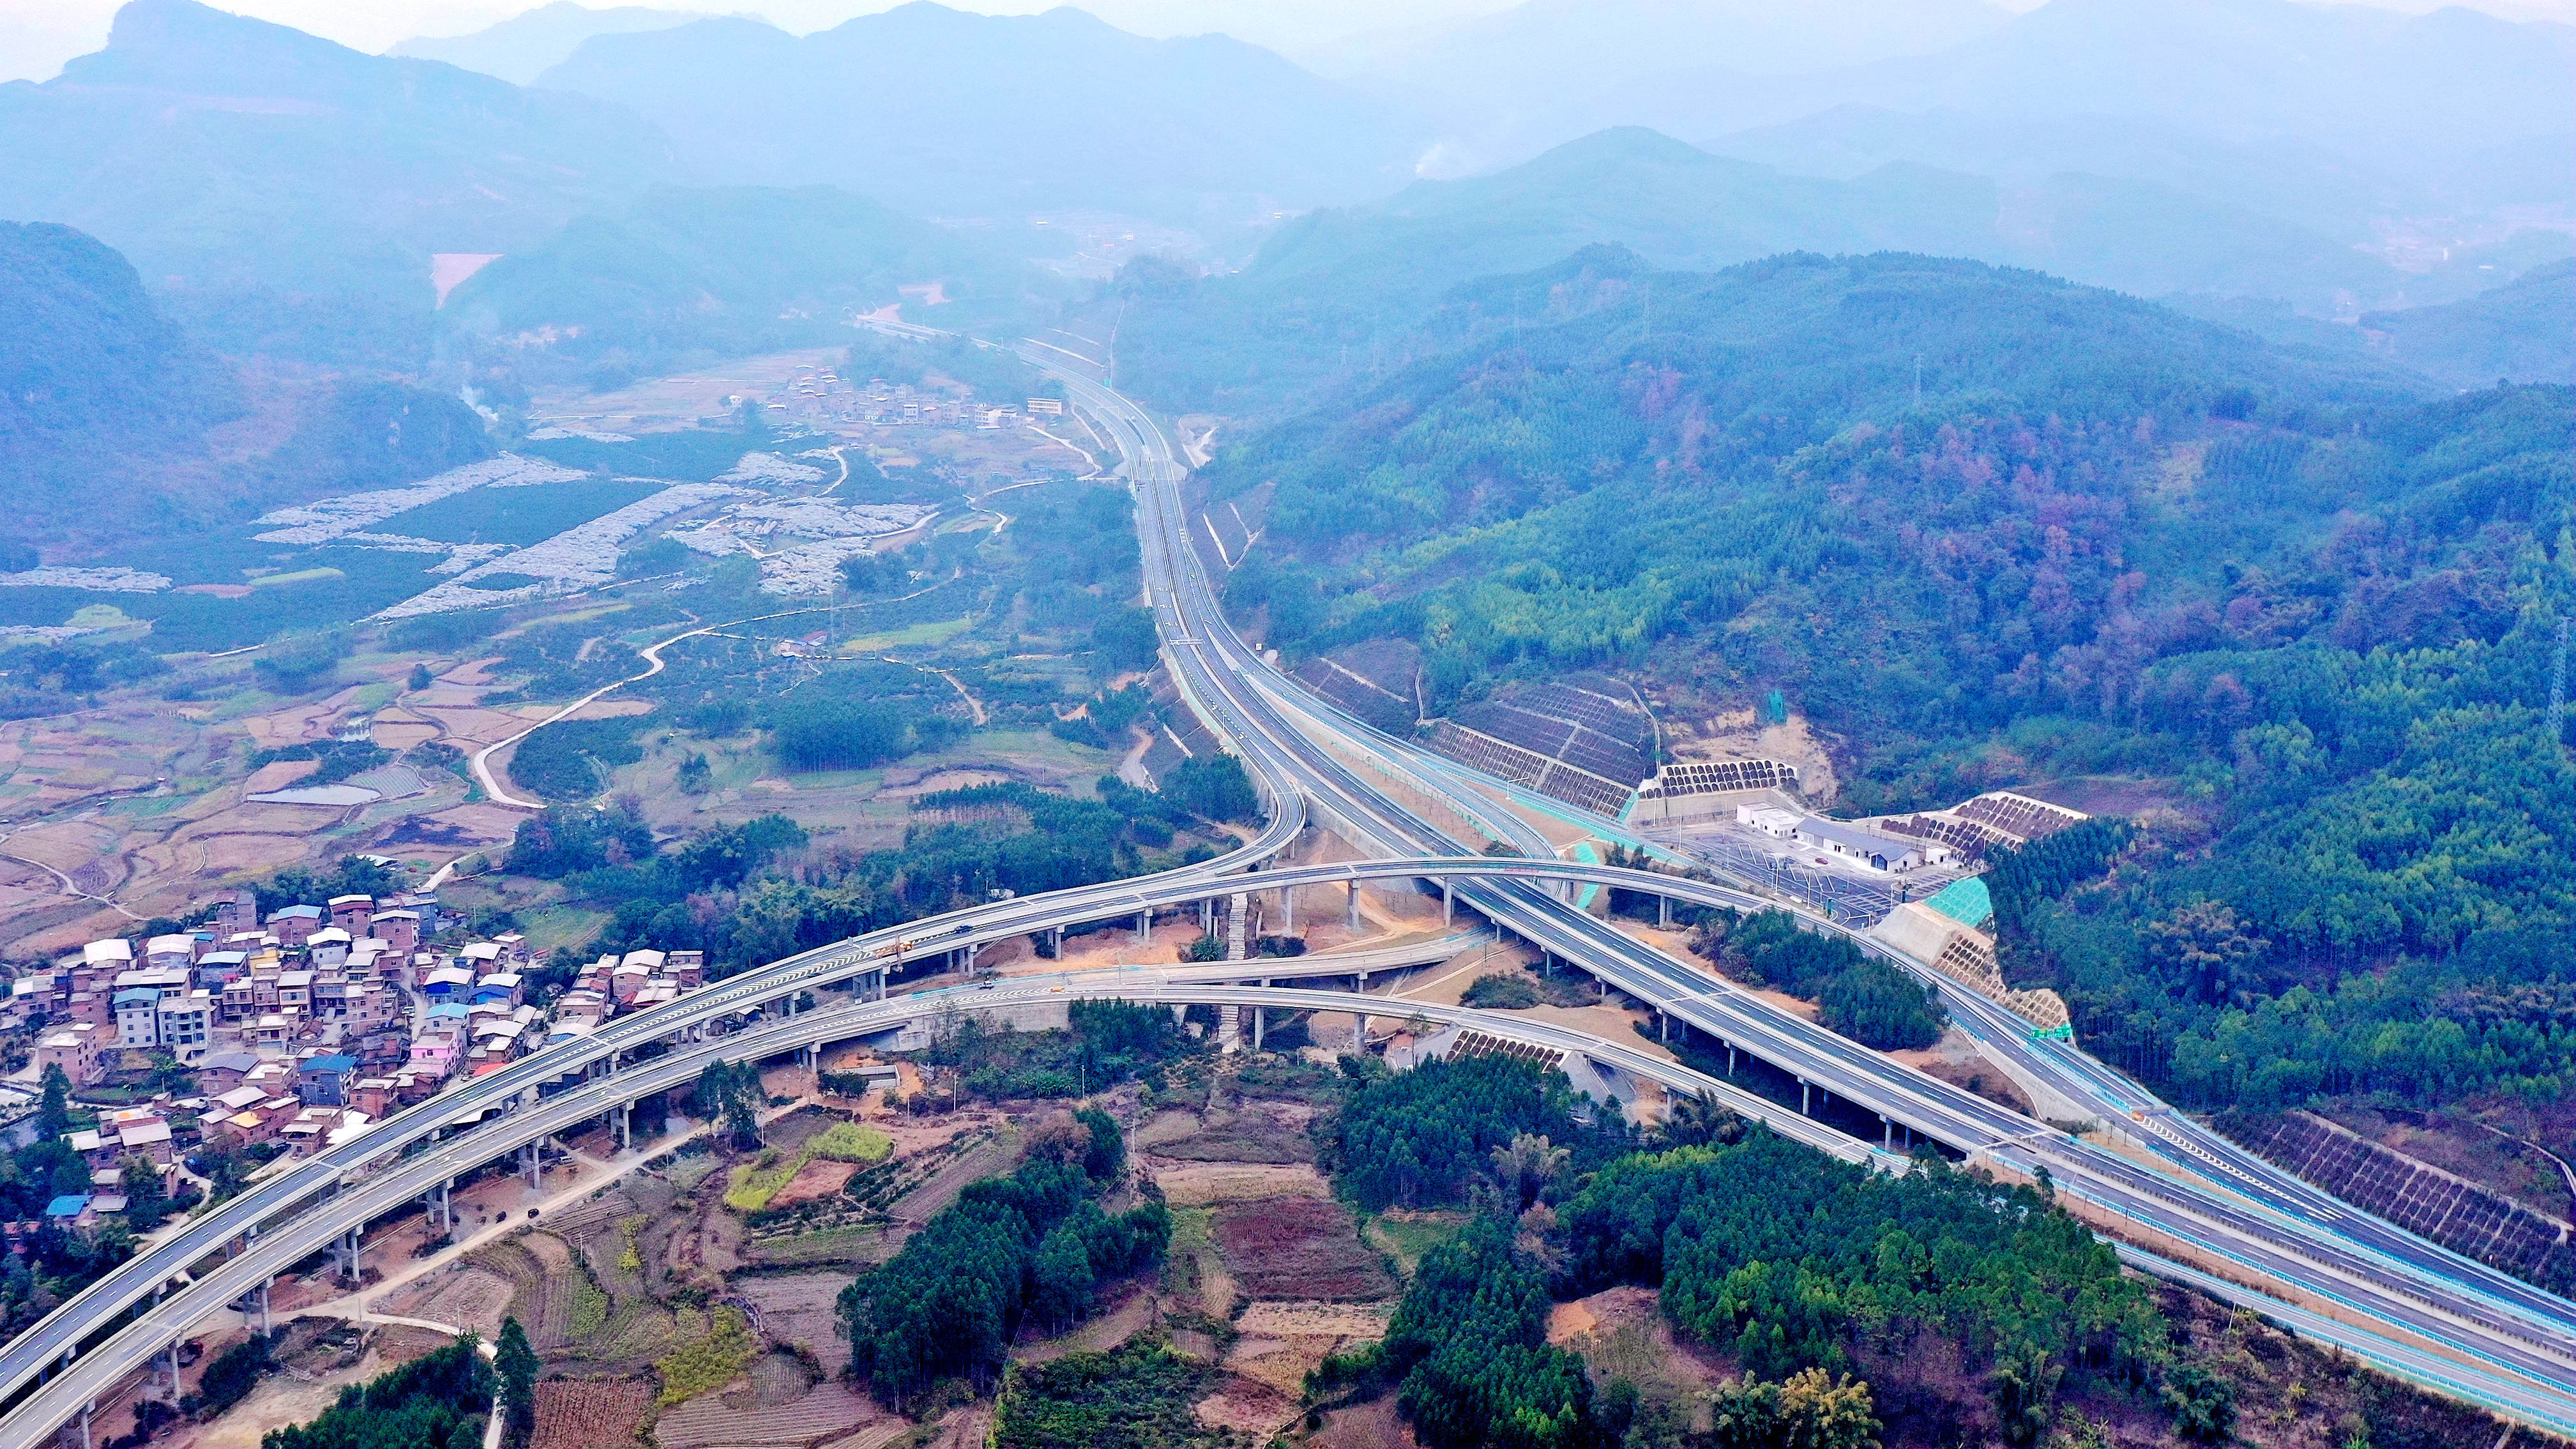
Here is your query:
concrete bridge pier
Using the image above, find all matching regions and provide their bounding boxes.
[520,1140,542,1190]
[1047,927,1063,959]
[1354,1010,1368,1056]
[1135,911,1150,945]
[1252,983,1268,1050]
[611,1104,632,1154]
[1442,881,1454,925]
[1659,895,1672,929]
[1282,886,1295,934]
[1344,883,1361,931]
[76,1396,90,1449]
[1800,1079,1811,1116]
[1881,1114,1892,1149]
[331,1227,360,1282]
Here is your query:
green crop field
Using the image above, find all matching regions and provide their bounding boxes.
[375,478,664,547]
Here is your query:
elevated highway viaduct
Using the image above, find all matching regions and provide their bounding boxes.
[0,331,2567,1443]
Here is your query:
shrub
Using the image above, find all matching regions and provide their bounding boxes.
[1462,973,1541,1010]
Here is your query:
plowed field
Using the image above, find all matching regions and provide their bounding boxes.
[531,1377,654,1449]
[1209,1197,1393,1301]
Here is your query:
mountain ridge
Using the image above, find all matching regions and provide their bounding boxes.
[534,0,1429,224]
[0,0,673,360]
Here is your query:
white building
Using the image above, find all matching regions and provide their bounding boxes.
[156,992,215,1061]
[1791,817,1926,872]
[1736,804,1802,838]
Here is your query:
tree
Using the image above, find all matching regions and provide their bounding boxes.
[35,1065,70,1141]
[695,1061,762,1148]
[1075,1107,1125,1182]
[119,1155,168,1229]
[496,1316,538,1449]
[2146,901,2268,1006]
[1819,959,1944,1050]
[1665,1093,1745,1149]
[1030,1225,1096,1331]
[407,663,433,691]
[1489,1132,1569,1213]
[1777,1368,1881,1449]
[1091,605,1160,672]
[1160,753,1257,823]
[2162,1363,2237,1445]
[1990,1346,2060,1448]
[187,1332,270,1418]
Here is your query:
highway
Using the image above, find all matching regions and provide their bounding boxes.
[0,974,1905,1446]
[0,329,2567,1439]
[1031,354,2576,1421]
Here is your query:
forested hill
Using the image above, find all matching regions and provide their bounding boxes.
[0,0,669,363]
[1107,126,2414,415]
[442,186,1049,390]
[0,221,493,549]
[0,222,241,544]
[1205,247,2576,1117]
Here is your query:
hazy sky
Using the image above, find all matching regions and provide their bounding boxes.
[2,0,2568,84]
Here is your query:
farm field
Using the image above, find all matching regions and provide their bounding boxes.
[375,478,667,547]
[529,1377,655,1449]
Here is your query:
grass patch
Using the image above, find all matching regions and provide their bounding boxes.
[1363,1212,1467,1277]
[568,1258,610,1339]
[725,1123,893,1211]
[518,904,610,953]
[838,616,971,651]
[248,566,347,588]
[742,1223,897,1266]
[665,1156,722,1194]
[619,1215,646,1273]
[655,1305,757,1404]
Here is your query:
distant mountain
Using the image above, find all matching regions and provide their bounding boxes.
[443,185,1050,386]
[0,221,240,525]
[1328,0,2008,169]
[389,2,713,86]
[0,0,671,360]
[1109,128,2412,414]
[1702,106,2409,241]
[534,2,1427,224]
[2359,261,2576,390]
[0,220,494,547]
[1338,0,2575,232]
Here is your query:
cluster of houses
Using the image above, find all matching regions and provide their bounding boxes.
[4,889,716,1211]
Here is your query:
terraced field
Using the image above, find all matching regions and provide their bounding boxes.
[656,1381,884,1449]
[530,1377,655,1449]
[468,1233,580,1347]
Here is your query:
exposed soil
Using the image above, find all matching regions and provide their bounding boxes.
[530,1377,655,1449]
[736,1270,856,1364]
[1192,1371,1299,1438]
[1150,1099,1319,1164]
[1306,1395,1420,1449]
[1149,1162,1329,1206]
[1209,1196,1394,1301]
